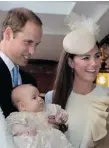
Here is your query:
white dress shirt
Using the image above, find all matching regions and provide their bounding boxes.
[0,51,22,86]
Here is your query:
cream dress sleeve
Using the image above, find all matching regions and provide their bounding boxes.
[80,95,109,148]
[65,85,109,148]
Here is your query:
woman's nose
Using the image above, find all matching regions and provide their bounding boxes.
[90,58,96,66]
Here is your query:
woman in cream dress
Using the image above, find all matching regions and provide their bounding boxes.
[45,14,109,148]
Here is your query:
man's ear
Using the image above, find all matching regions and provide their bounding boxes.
[3,27,14,40]
[68,57,74,69]
[18,102,26,111]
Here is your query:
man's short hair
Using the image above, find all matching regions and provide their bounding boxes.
[1,7,43,39]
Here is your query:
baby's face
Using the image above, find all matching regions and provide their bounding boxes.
[22,86,44,112]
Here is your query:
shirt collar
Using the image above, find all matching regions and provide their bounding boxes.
[0,51,15,72]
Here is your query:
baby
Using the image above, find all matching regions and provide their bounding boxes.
[6,84,73,148]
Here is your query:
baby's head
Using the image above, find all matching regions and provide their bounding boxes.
[11,84,44,112]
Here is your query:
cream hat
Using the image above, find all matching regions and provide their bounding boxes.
[63,13,100,55]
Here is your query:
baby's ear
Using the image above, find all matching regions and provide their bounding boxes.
[18,102,26,111]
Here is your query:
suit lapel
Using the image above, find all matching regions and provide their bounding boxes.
[0,57,13,88]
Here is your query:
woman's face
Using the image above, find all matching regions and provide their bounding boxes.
[70,45,101,82]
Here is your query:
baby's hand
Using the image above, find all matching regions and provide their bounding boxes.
[48,115,60,129]
[55,109,68,124]
[26,127,37,136]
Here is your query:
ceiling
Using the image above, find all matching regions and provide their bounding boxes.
[0,1,109,61]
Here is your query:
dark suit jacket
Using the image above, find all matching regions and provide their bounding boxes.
[0,57,37,117]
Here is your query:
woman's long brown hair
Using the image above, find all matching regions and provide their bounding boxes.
[52,50,75,109]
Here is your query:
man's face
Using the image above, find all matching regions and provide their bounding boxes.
[7,21,42,66]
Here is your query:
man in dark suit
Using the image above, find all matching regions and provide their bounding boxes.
[0,7,43,117]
